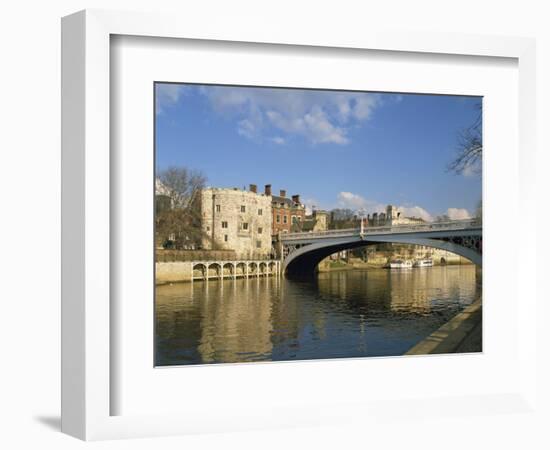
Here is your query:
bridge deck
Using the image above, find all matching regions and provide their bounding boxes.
[280,219,481,242]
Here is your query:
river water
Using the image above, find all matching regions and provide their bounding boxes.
[155,265,480,366]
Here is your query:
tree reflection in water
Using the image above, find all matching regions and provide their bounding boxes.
[155,265,480,366]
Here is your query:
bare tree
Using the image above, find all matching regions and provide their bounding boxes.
[155,166,208,249]
[448,102,482,175]
[158,167,206,209]
[329,208,356,229]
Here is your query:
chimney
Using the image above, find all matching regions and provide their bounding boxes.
[292,194,300,204]
[280,189,286,198]
[264,184,272,196]
[249,184,257,193]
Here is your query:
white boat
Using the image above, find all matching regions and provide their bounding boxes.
[413,259,433,268]
[389,259,413,269]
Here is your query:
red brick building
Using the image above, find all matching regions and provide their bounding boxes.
[264,184,306,236]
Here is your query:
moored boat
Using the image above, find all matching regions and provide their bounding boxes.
[413,258,433,268]
[388,259,413,269]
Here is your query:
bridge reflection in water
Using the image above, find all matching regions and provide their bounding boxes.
[155,265,480,366]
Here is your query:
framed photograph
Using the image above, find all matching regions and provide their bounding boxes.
[62,9,537,440]
[153,82,483,367]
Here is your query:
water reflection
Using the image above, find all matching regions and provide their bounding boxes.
[155,266,480,366]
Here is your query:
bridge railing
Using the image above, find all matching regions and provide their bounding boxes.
[280,218,481,241]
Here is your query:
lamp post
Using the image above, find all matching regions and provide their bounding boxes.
[358,208,366,235]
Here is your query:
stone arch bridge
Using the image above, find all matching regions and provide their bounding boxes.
[280,219,482,278]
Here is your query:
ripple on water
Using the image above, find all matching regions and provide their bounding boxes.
[155,265,481,366]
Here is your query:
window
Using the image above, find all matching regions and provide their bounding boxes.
[242,223,249,230]
[258,208,263,216]
[241,205,246,213]
[224,235,228,242]
[215,204,221,212]
[283,215,288,224]
[276,215,280,223]
[292,215,297,224]
[258,227,263,234]
[206,226,210,232]
[221,221,228,228]
[256,240,262,248]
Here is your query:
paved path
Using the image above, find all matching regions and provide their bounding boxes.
[406,299,482,355]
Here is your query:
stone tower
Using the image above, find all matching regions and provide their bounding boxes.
[386,205,401,225]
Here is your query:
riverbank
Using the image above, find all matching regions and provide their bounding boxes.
[157,258,475,284]
[405,298,482,355]
[318,258,472,272]
[156,260,280,285]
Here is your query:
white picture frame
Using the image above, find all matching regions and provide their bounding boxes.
[61,9,537,441]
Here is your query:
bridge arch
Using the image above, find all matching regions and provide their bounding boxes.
[283,234,481,278]
[223,262,234,278]
[207,262,222,279]
[248,262,258,276]
[193,262,207,280]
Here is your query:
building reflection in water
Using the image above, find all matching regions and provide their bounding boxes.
[155,265,480,366]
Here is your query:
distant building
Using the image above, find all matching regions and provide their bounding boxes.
[200,185,273,259]
[366,205,425,227]
[267,184,306,236]
[301,209,329,232]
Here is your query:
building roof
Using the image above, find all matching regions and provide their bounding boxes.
[271,195,304,209]
[300,219,317,232]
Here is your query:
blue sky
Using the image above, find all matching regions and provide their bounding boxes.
[155,83,481,220]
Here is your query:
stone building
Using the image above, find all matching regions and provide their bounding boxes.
[267,184,306,236]
[366,204,425,227]
[301,209,329,232]
[200,184,273,259]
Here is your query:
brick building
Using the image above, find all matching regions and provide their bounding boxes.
[265,184,306,236]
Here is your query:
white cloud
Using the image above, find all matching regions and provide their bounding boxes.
[352,95,378,120]
[392,94,404,103]
[399,206,433,222]
[336,191,433,221]
[197,86,381,145]
[446,207,471,220]
[156,84,185,114]
[237,119,257,139]
[461,162,481,177]
[270,136,286,145]
[334,191,475,223]
[337,192,385,213]
[302,197,320,215]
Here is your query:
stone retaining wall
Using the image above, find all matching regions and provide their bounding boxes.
[405,299,482,355]
[156,249,236,262]
[156,261,193,284]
